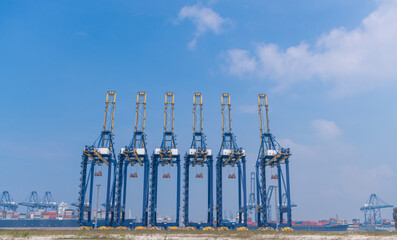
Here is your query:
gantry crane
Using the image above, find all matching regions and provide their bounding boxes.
[116,92,150,227]
[40,191,57,211]
[78,91,117,227]
[183,93,213,228]
[216,93,247,228]
[149,92,181,228]
[360,193,393,226]
[0,191,18,212]
[19,191,40,212]
[256,94,292,228]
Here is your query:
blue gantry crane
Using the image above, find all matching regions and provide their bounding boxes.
[116,92,150,228]
[360,193,393,226]
[216,93,247,228]
[19,191,40,212]
[149,92,181,228]
[0,191,18,212]
[183,93,214,229]
[78,91,117,227]
[19,191,57,212]
[256,94,292,228]
[40,191,57,211]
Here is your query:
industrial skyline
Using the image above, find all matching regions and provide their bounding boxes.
[1,0,397,223]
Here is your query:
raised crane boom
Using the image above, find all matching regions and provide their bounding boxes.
[78,91,118,228]
[216,93,247,228]
[183,93,214,228]
[150,92,181,228]
[256,94,292,229]
[162,92,176,149]
[116,92,150,227]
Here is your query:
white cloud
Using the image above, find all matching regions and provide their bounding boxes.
[312,119,342,140]
[178,4,229,49]
[225,0,397,95]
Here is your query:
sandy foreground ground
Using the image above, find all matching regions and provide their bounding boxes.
[2,232,397,240]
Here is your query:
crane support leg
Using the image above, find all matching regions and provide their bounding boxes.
[142,158,150,226]
[176,158,181,225]
[242,157,247,225]
[216,161,223,227]
[88,162,95,223]
[149,159,158,226]
[115,157,124,223]
[207,159,214,225]
[105,160,112,225]
[277,163,283,225]
[285,159,292,227]
[255,164,261,226]
[259,159,267,227]
[78,155,88,224]
[238,163,242,224]
[183,156,190,226]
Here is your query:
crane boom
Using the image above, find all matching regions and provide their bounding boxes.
[221,93,232,134]
[193,93,203,134]
[134,92,146,133]
[164,92,175,134]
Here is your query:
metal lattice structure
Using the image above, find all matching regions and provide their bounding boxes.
[216,93,247,228]
[41,191,57,211]
[78,91,117,227]
[247,172,256,222]
[256,94,292,228]
[116,92,150,227]
[0,191,18,212]
[19,191,40,212]
[19,191,57,212]
[149,92,181,228]
[360,193,393,226]
[183,93,214,228]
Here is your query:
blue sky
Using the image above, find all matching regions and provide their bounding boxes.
[1,0,397,222]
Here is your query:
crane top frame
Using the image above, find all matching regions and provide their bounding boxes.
[193,93,203,135]
[101,91,116,141]
[218,93,245,167]
[163,92,175,135]
[221,93,232,135]
[257,94,291,167]
[121,92,148,167]
[134,92,147,134]
[154,92,179,166]
[188,93,212,166]
[84,91,117,166]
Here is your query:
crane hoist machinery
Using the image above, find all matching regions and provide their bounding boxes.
[183,93,214,229]
[115,92,150,228]
[215,93,247,229]
[78,91,117,227]
[149,92,181,228]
